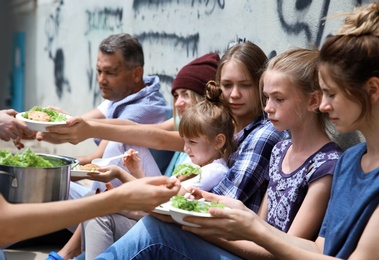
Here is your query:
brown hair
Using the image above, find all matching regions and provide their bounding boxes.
[179,81,237,161]
[318,2,379,120]
[216,42,268,118]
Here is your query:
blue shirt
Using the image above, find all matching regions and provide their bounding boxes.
[211,114,288,212]
[320,142,379,258]
[93,75,172,192]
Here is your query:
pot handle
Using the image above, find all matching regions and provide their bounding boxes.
[0,171,17,188]
[0,170,15,178]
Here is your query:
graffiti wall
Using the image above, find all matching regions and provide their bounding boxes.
[31,0,372,155]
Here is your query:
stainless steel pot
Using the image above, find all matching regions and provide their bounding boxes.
[0,153,78,203]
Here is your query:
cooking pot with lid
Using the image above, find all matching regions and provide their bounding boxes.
[0,153,78,203]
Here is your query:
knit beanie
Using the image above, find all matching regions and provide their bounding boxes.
[171,52,220,96]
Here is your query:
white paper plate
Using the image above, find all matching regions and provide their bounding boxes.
[16,112,70,132]
[71,169,100,177]
[169,206,213,227]
[152,202,171,215]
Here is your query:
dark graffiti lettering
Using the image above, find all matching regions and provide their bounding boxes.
[132,0,224,14]
[54,48,71,98]
[277,0,313,42]
[86,41,102,107]
[136,32,199,57]
[44,0,70,99]
[85,7,123,35]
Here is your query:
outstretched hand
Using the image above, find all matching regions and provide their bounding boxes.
[37,116,90,144]
[113,176,181,212]
[0,109,35,143]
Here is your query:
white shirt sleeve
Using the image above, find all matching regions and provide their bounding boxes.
[181,159,229,192]
[97,100,111,117]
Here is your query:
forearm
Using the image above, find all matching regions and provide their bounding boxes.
[88,121,184,151]
[204,236,277,259]
[251,219,323,259]
[117,170,137,183]
[0,192,121,245]
[92,118,174,131]
[77,140,108,164]
[91,118,137,126]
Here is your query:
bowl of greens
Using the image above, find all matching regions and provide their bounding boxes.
[0,148,78,203]
[16,106,70,132]
[169,195,225,227]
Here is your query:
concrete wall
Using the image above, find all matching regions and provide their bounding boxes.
[1,0,373,157]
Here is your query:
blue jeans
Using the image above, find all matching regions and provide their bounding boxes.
[95,215,241,260]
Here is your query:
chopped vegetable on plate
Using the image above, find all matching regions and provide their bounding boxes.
[22,106,67,122]
[172,163,201,177]
[170,195,225,213]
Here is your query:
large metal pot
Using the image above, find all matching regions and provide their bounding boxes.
[0,153,78,203]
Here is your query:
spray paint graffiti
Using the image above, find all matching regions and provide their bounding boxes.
[86,41,103,107]
[85,7,123,35]
[276,0,329,47]
[41,0,373,106]
[132,0,225,14]
[136,32,199,57]
[276,0,367,47]
[84,7,124,106]
[44,0,71,99]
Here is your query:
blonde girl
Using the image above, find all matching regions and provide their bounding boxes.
[259,48,342,241]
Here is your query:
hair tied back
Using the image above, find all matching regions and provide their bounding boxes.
[205,80,222,104]
[206,96,220,103]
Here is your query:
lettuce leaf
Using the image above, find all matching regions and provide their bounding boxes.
[0,148,54,167]
[172,163,201,176]
[23,106,67,122]
[171,195,225,213]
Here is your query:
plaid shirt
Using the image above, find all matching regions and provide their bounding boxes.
[211,114,288,212]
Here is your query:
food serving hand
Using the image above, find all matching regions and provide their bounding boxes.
[37,116,90,144]
[115,176,181,212]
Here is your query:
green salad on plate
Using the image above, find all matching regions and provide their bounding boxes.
[170,195,225,213]
[22,106,67,122]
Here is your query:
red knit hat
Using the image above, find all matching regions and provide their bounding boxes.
[171,52,220,96]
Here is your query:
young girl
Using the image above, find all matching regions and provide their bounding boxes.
[258,48,342,241]
[113,3,379,260]
[122,80,236,195]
